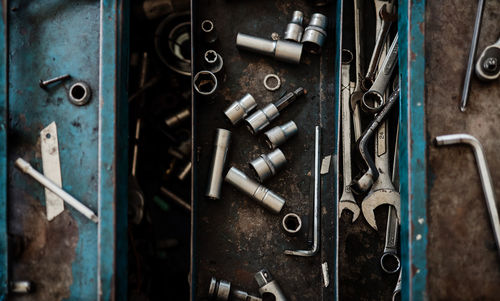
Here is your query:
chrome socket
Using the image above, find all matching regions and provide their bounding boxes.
[254,269,288,301]
[284,11,304,42]
[224,93,258,125]
[282,213,302,236]
[301,13,328,54]
[204,50,224,74]
[194,70,218,96]
[201,20,218,43]
[206,129,231,200]
[236,33,303,64]
[209,277,262,301]
[264,121,298,149]
[249,149,287,182]
[225,167,285,214]
[245,88,305,135]
[244,103,279,135]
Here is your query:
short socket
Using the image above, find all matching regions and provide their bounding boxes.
[264,121,298,149]
[204,50,224,74]
[244,103,279,135]
[225,167,285,214]
[208,277,231,300]
[282,213,302,236]
[249,149,287,182]
[302,13,328,54]
[284,11,304,42]
[194,70,218,96]
[202,20,218,43]
[224,93,258,125]
[206,129,231,200]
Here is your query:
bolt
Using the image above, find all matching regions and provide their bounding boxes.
[39,74,71,90]
[483,57,498,72]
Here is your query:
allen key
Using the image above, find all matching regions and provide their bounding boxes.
[435,134,500,257]
[284,126,321,257]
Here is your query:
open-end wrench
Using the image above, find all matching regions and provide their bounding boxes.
[435,134,500,258]
[392,269,401,301]
[358,88,401,230]
[350,0,366,142]
[475,36,500,81]
[363,1,396,89]
[339,57,360,222]
[362,33,398,113]
[381,121,400,273]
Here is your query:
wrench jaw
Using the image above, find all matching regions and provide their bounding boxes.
[361,189,400,230]
[338,190,360,223]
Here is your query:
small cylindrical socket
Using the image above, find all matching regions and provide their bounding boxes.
[264,121,298,149]
[249,149,287,182]
[165,108,190,127]
[244,88,305,135]
[201,20,218,43]
[224,93,258,125]
[284,11,304,42]
[301,13,328,54]
[204,50,224,74]
[194,70,218,96]
[206,129,231,199]
[236,33,303,64]
[225,167,285,214]
[282,213,302,236]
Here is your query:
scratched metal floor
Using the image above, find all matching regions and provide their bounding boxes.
[426,0,500,300]
[191,1,337,300]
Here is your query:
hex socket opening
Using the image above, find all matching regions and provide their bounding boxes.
[282,213,302,235]
[194,71,217,95]
[201,20,214,32]
[362,91,384,113]
[205,50,217,63]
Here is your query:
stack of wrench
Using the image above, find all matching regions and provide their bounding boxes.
[338,0,401,280]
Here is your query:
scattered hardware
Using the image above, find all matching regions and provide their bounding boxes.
[284,11,304,42]
[245,87,305,134]
[254,269,288,301]
[263,121,298,149]
[263,74,281,91]
[194,70,218,95]
[39,74,70,90]
[249,148,287,182]
[202,19,218,44]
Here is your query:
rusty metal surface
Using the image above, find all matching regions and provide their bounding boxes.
[191,1,336,300]
[426,0,500,299]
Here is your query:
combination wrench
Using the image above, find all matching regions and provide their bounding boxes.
[475,36,500,81]
[363,1,396,89]
[381,121,400,273]
[339,54,360,222]
[435,134,500,257]
[350,0,366,141]
[362,33,398,113]
[353,88,400,229]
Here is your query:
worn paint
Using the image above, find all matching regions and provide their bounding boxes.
[1,1,127,299]
[0,1,7,298]
[398,0,427,300]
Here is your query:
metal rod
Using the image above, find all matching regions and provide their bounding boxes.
[284,126,321,256]
[15,158,99,223]
[460,0,485,112]
[160,186,191,212]
[435,134,500,257]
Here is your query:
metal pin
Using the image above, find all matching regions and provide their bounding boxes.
[39,74,71,90]
[15,158,99,223]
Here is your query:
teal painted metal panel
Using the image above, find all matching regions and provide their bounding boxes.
[398,0,427,300]
[1,1,127,299]
[0,2,7,299]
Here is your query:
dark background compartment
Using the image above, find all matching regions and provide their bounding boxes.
[191,0,337,300]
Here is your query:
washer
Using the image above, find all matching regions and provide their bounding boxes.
[263,74,281,91]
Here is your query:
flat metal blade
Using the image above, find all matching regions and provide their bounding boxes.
[40,122,64,220]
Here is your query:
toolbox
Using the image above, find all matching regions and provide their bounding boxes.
[0,0,499,300]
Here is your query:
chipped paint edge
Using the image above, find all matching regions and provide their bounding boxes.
[398,0,427,300]
[0,0,7,297]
